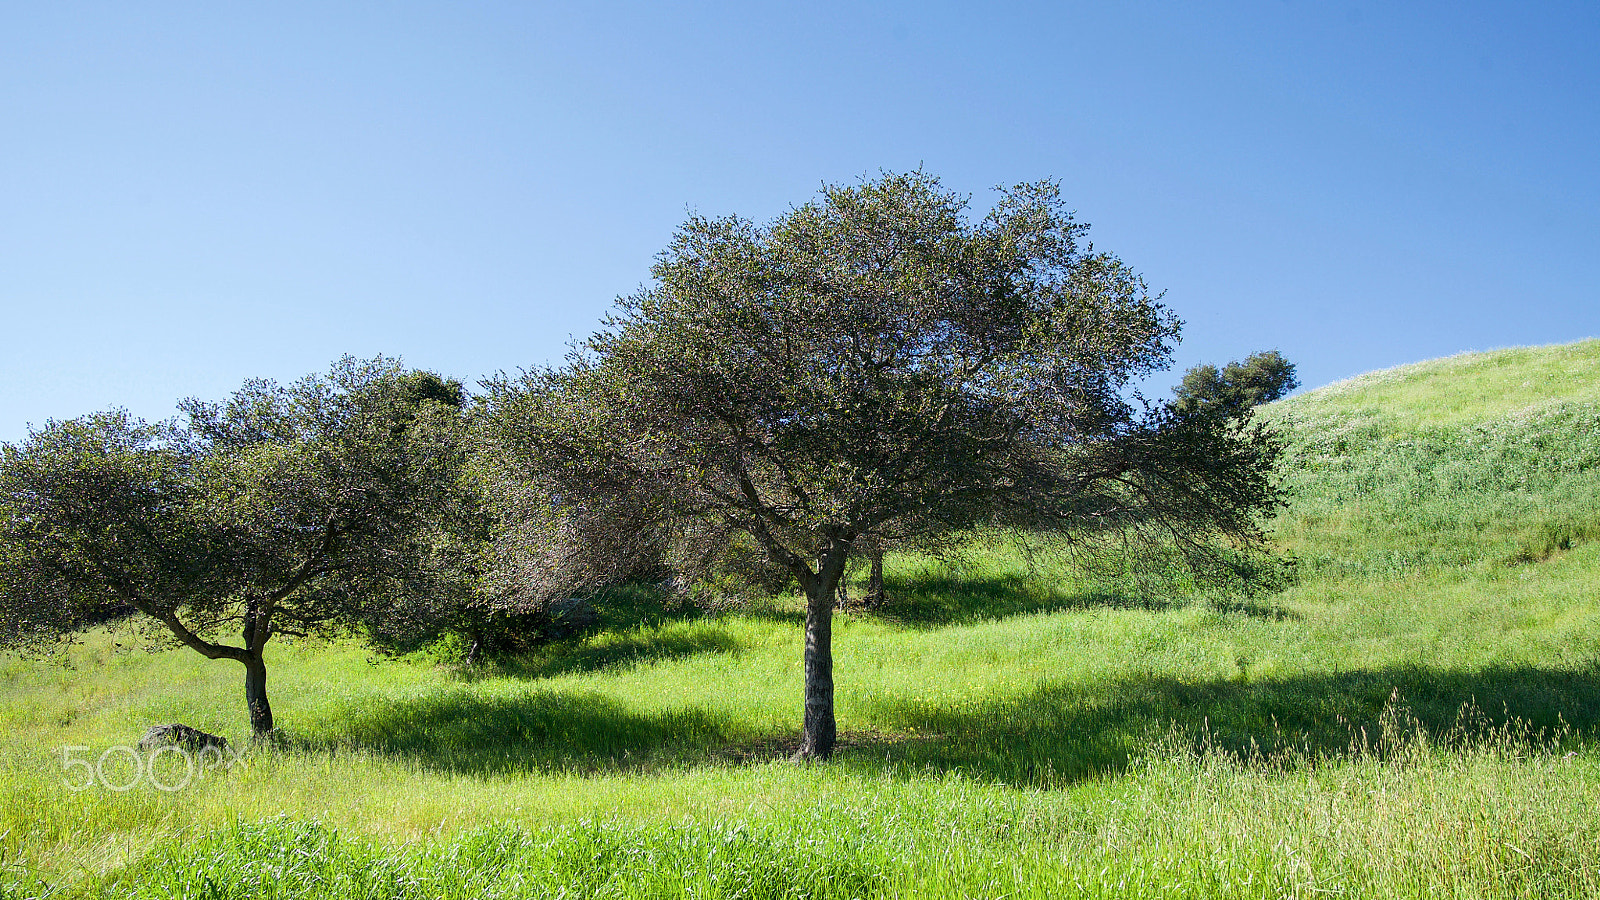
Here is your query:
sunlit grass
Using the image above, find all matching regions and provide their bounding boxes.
[4,340,1600,897]
[14,722,1598,899]
[1274,337,1600,429]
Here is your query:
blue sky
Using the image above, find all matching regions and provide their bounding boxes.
[3,1,1596,441]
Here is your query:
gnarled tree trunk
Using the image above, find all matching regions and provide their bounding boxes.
[797,582,836,760]
[242,652,273,737]
[240,593,275,739]
[795,542,850,761]
[865,548,885,607]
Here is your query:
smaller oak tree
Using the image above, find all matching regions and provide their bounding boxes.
[1171,350,1299,418]
[0,358,463,737]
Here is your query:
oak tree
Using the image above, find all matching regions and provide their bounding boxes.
[1171,350,1300,418]
[0,358,463,737]
[483,173,1285,759]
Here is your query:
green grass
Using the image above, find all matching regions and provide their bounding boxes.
[1265,343,1600,577]
[1275,337,1600,429]
[4,340,1600,898]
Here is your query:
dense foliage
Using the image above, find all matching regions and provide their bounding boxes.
[0,357,464,735]
[482,172,1287,758]
[1171,349,1300,417]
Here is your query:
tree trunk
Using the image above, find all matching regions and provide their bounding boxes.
[796,571,840,761]
[865,549,885,607]
[243,652,274,738]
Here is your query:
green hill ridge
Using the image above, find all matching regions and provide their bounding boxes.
[1268,338,1600,576]
[1278,337,1600,427]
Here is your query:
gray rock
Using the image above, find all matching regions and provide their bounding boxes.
[544,596,599,639]
[138,723,230,754]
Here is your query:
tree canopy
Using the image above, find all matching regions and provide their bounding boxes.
[0,357,464,736]
[1171,350,1300,418]
[482,172,1287,759]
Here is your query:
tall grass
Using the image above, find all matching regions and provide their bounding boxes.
[3,340,1600,898]
[62,717,1600,899]
[1266,343,1600,576]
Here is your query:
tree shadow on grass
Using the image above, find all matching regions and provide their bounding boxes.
[462,625,743,681]
[836,661,1600,786]
[864,572,1298,628]
[294,659,1600,784]
[297,688,749,776]
[720,601,808,627]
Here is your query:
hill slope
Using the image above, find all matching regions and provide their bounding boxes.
[1267,338,1600,576]
[3,341,1599,898]
[1282,338,1600,428]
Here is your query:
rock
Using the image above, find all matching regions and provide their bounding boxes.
[138,723,230,754]
[543,596,600,639]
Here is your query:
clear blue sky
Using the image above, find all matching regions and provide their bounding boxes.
[3,1,1596,442]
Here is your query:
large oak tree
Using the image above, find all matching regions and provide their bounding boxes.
[483,172,1286,760]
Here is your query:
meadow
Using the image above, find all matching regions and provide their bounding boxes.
[3,340,1600,898]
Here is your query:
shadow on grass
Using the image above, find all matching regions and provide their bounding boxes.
[463,625,743,681]
[297,659,1600,784]
[588,583,708,633]
[862,572,1295,627]
[719,601,807,627]
[298,688,748,776]
[866,573,1171,628]
[838,661,1600,785]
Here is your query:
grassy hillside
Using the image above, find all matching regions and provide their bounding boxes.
[1282,339,1600,428]
[1268,338,1600,576]
[3,341,1600,898]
